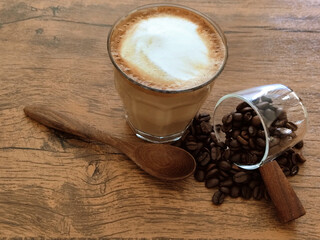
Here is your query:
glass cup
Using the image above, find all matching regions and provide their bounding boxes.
[213,84,308,169]
[107,4,228,143]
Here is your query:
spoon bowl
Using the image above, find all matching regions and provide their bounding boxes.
[24,105,196,181]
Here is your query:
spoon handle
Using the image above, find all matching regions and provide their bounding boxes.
[259,160,306,223]
[24,105,136,156]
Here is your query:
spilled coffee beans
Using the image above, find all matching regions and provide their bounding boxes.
[175,113,306,205]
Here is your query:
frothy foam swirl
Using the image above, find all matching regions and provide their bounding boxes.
[121,16,212,82]
[110,7,226,90]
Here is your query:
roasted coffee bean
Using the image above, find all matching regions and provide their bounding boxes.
[277,157,288,166]
[232,130,241,139]
[211,147,221,162]
[194,169,205,182]
[264,108,276,121]
[294,140,304,149]
[241,107,253,113]
[206,178,220,188]
[232,121,242,129]
[185,141,198,151]
[241,130,249,140]
[223,148,231,160]
[230,139,240,148]
[241,185,252,199]
[219,169,229,178]
[243,112,252,122]
[197,113,211,122]
[219,161,232,171]
[206,163,217,172]
[237,135,249,145]
[212,191,225,205]
[222,113,233,125]
[220,178,233,187]
[230,153,241,163]
[206,168,219,179]
[229,186,240,198]
[261,96,273,103]
[248,180,260,189]
[257,129,265,138]
[290,165,299,176]
[295,152,307,163]
[236,101,250,111]
[286,122,298,131]
[200,121,213,134]
[210,132,218,143]
[281,166,291,176]
[251,115,261,126]
[253,185,263,200]
[233,112,243,121]
[248,126,257,136]
[249,138,256,149]
[220,186,230,195]
[256,138,266,148]
[233,172,250,184]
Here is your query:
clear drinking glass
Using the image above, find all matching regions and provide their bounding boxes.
[107,4,228,143]
[213,84,308,169]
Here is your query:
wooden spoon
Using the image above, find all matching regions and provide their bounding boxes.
[24,105,196,181]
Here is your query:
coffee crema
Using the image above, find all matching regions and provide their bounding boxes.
[110,6,226,91]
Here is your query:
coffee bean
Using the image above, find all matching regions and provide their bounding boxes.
[212,191,225,205]
[251,115,261,126]
[237,135,248,145]
[223,148,231,160]
[241,130,249,140]
[241,107,253,113]
[211,147,222,162]
[206,163,217,172]
[200,121,213,134]
[295,153,307,163]
[286,122,298,131]
[197,113,211,122]
[219,161,232,171]
[232,130,241,139]
[257,129,265,138]
[294,140,304,149]
[230,153,241,163]
[290,165,299,176]
[198,151,211,167]
[220,186,230,195]
[248,180,260,189]
[256,138,266,148]
[185,141,198,151]
[236,102,250,111]
[233,112,243,121]
[249,138,256,149]
[264,108,276,121]
[230,139,240,148]
[219,169,229,178]
[230,185,241,198]
[194,169,205,182]
[220,178,233,187]
[261,96,273,103]
[253,185,263,200]
[210,132,218,143]
[256,101,270,110]
[241,185,252,199]
[243,112,253,122]
[281,166,291,176]
[248,126,257,136]
[206,168,219,179]
[233,172,250,184]
[222,113,233,125]
[206,178,220,188]
[277,157,288,166]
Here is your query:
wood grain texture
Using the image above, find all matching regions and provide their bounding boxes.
[0,0,319,238]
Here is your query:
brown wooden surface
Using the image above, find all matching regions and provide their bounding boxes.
[0,0,319,238]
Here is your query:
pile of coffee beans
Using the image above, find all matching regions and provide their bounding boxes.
[220,97,298,166]
[174,113,306,205]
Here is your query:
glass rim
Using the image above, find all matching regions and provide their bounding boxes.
[107,3,228,94]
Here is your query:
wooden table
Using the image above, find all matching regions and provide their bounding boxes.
[0,0,319,238]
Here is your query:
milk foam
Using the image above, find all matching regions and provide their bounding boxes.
[121,16,213,82]
[111,7,226,90]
